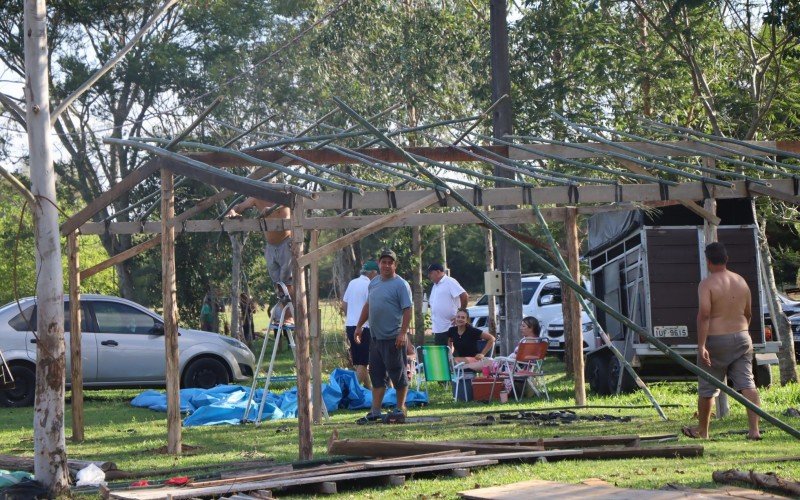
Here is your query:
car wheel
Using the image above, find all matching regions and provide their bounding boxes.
[585,354,611,396]
[608,355,637,394]
[0,364,36,407]
[753,362,772,389]
[182,358,230,389]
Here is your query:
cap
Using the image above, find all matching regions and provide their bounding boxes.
[361,260,379,272]
[378,248,397,261]
[427,263,444,273]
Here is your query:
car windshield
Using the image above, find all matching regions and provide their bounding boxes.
[475,281,541,306]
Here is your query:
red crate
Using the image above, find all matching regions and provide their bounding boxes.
[471,376,506,402]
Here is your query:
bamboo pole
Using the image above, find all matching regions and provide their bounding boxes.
[309,230,322,424]
[161,168,181,455]
[334,98,800,440]
[291,196,313,459]
[67,232,84,442]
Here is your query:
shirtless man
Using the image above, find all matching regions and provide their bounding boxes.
[226,197,293,324]
[685,242,761,440]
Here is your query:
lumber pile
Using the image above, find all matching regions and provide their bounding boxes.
[100,433,699,499]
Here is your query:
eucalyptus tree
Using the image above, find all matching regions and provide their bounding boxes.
[0,0,295,300]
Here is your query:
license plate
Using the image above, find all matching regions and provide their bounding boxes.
[548,339,560,347]
[654,325,689,338]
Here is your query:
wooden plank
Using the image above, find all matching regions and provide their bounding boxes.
[364,449,579,468]
[441,434,641,449]
[305,179,800,210]
[67,232,84,443]
[616,158,722,225]
[314,481,337,494]
[81,236,162,279]
[61,159,161,236]
[327,438,544,457]
[291,196,313,461]
[108,459,499,500]
[190,464,359,487]
[564,207,585,405]
[748,183,800,206]
[377,450,475,462]
[297,192,442,267]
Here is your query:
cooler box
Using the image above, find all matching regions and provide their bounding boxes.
[472,376,505,401]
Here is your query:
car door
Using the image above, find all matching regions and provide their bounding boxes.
[90,300,166,383]
[9,302,97,382]
[535,280,564,328]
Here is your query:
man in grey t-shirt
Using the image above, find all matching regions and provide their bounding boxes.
[355,248,412,423]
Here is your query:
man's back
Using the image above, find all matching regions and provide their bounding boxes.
[703,269,751,335]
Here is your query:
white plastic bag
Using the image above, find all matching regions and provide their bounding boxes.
[75,463,106,487]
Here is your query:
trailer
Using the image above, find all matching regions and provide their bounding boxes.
[584,198,780,395]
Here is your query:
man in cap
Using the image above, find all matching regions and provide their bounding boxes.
[341,260,379,387]
[354,249,412,423]
[427,263,468,347]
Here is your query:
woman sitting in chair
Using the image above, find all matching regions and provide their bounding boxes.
[447,308,495,369]
[507,316,542,360]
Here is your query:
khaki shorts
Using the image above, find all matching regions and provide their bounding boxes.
[698,331,755,398]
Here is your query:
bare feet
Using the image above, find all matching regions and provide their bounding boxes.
[682,425,707,439]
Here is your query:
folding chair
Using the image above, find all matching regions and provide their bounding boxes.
[494,339,549,401]
[417,345,469,402]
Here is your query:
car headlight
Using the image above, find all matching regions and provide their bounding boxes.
[581,322,594,332]
[222,337,249,350]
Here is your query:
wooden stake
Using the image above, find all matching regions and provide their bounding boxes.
[309,230,322,424]
[411,226,424,346]
[291,196,313,460]
[161,168,181,455]
[564,207,586,405]
[67,232,84,442]
[484,228,497,337]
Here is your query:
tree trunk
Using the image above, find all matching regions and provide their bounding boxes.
[25,0,70,494]
[563,208,585,404]
[412,226,425,346]
[757,218,798,385]
[229,233,245,341]
[161,168,181,455]
[291,197,313,460]
[484,228,497,337]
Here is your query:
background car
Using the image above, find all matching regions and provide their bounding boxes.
[0,295,255,407]
[467,273,593,356]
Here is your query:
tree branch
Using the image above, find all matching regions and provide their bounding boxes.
[0,92,27,129]
[50,0,180,124]
[0,165,35,204]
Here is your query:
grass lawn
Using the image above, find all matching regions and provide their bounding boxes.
[2,302,800,498]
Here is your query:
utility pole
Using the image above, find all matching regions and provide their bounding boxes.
[25,0,70,494]
[490,0,522,354]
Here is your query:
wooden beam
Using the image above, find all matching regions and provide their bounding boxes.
[306,179,796,210]
[327,438,543,457]
[161,168,181,455]
[67,232,84,443]
[297,192,442,267]
[748,183,800,206]
[616,158,722,225]
[309,230,322,424]
[81,236,162,279]
[291,197,313,461]
[564,207,585,405]
[162,156,291,206]
[61,159,161,236]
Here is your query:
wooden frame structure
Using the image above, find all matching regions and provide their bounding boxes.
[62,106,800,458]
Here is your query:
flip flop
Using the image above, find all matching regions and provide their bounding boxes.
[356,412,383,425]
[682,426,703,439]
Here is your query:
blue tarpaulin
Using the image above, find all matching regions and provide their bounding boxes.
[130,368,428,426]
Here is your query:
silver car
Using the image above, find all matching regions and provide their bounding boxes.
[0,295,255,407]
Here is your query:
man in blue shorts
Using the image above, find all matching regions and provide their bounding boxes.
[354,249,412,423]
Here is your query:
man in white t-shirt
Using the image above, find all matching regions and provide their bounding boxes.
[427,263,468,346]
[342,260,379,387]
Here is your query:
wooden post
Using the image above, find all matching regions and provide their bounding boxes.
[309,230,322,424]
[564,208,586,405]
[484,229,497,337]
[229,233,245,341]
[702,159,728,418]
[439,225,448,273]
[67,232,84,442]
[412,227,425,346]
[161,167,181,455]
[291,196,313,460]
